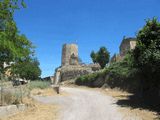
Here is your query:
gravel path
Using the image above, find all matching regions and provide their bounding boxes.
[33,87,129,120]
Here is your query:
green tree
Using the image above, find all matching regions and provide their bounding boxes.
[90,51,97,63]
[11,58,41,80]
[0,0,33,74]
[97,47,110,69]
[90,47,110,69]
[132,18,160,95]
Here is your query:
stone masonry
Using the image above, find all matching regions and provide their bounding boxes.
[53,43,100,84]
[119,37,136,57]
[110,37,136,63]
[62,44,78,66]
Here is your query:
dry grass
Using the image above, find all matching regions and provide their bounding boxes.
[0,81,62,120]
[31,88,58,96]
[2,98,59,120]
[1,88,60,120]
[104,88,158,120]
[31,88,69,97]
[104,88,133,99]
[0,86,29,106]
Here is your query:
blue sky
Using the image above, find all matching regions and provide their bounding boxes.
[14,0,160,78]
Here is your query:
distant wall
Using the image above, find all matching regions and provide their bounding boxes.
[60,65,92,81]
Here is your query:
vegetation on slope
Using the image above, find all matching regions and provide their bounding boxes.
[76,18,160,97]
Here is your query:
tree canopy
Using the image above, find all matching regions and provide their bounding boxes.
[132,17,160,94]
[90,51,97,63]
[0,0,34,73]
[11,58,41,80]
[90,47,110,69]
[0,0,41,80]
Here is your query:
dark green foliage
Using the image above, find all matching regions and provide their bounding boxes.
[90,51,97,63]
[76,53,140,91]
[75,73,98,87]
[0,0,33,74]
[77,17,160,100]
[75,70,106,87]
[11,58,41,80]
[106,54,140,92]
[90,47,110,69]
[97,47,110,68]
[132,18,160,95]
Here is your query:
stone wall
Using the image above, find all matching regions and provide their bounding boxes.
[119,38,136,57]
[53,43,101,84]
[130,40,137,50]
[84,63,101,71]
[110,37,136,64]
[60,65,93,81]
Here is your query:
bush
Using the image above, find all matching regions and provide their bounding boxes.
[132,18,160,96]
[76,53,140,92]
[75,70,107,87]
[106,59,140,92]
[28,81,50,90]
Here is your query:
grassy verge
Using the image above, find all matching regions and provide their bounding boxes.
[0,80,50,106]
[28,81,50,90]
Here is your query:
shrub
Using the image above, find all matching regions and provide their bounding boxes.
[76,53,140,92]
[132,18,160,96]
[105,53,140,92]
[75,70,107,87]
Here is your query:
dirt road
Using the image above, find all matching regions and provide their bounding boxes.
[33,87,141,120]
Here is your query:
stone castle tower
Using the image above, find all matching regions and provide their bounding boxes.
[53,43,100,83]
[61,44,79,66]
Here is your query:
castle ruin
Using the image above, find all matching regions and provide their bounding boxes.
[62,44,79,66]
[119,37,136,57]
[110,37,136,63]
[53,43,100,84]
[52,37,136,84]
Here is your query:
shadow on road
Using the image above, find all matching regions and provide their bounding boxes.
[116,94,160,119]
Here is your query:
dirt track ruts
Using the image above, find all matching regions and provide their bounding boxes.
[33,87,141,120]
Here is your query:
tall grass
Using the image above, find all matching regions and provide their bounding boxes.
[0,81,50,106]
[0,87,28,106]
[28,81,50,90]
